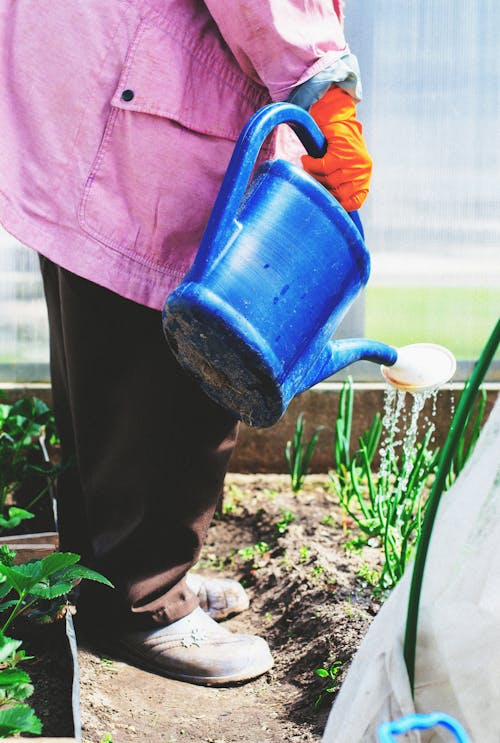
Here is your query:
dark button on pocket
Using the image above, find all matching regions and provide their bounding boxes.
[121,89,134,102]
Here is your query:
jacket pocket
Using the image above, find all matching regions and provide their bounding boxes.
[79,15,270,276]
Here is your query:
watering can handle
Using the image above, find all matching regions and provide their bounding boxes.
[196,102,362,265]
[348,208,364,238]
[378,713,470,743]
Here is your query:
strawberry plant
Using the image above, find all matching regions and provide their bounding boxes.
[0,393,112,737]
[0,394,62,533]
[0,545,112,738]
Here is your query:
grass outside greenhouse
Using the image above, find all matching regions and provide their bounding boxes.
[366,286,500,359]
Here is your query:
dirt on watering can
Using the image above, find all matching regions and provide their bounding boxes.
[75,474,382,743]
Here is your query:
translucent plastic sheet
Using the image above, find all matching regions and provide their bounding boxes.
[345,1,500,363]
[323,398,500,742]
[0,226,49,381]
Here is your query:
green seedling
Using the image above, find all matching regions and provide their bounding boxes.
[100,656,117,673]
[285,413,324,493]
[237,541,270,568]
[343,596,354,617]
[218,483,244,517]
[311,564,325,580]
[299,545,310,563]
[313,659,343,709]
[357,562,380,588]
[333,376,354,474]
[262,488,277,501]
[275,509,295,534]
[321,514,336,527]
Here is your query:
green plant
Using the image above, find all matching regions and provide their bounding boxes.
[331,378,439,589]
[313,659,343,708]
[332,376,487,591]
[217,483,243,518]
[275,509,295,534]
[333,375,354,474]
[284,413,323,493]
[0,547,113,633]
[0,630,42,738]
[311,564,325,580]
[237,541,270,568]
[321,514,336,527]
[357,562,380,588]
[299,545,310,563]
[0,394,116,738]
[0,546,113,738]
[0,395,61,532]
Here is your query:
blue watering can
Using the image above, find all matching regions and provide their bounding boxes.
[378,712,470,742]
[163,103,451,427]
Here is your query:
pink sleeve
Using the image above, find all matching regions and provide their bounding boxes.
[203,0,349,101]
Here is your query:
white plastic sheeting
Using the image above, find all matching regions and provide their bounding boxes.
[323,398,500,742]
[345,0,499,262]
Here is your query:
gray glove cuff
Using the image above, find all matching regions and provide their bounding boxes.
[286,52,362,110]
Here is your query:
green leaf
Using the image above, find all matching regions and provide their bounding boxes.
[0,507,34,530]
[0,564,40,595]
[0,405,11,423]
[38,552,80,579]
[0,601,20,616]
[315,668,329,678]
[11,397,50,422]
[59,565,114,588]
[28,580,74,600]
[0,546,16,569]
[0,669,33,699]
[0,633,21,664]
[0,703,42,736]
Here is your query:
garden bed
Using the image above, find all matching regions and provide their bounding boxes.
[0,532,77,742]
[77,473,382,743]
[2,383,495,740]
[12,616,76,741]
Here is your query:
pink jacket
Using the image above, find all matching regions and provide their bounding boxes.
[0,0,349,309]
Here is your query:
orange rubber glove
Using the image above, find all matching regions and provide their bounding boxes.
[301,86,372,212]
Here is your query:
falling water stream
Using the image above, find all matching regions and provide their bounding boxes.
[378,386,439,496]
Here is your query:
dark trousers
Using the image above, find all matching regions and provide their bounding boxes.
[39,256,239,629]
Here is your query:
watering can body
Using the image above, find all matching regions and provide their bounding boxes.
[163,103,397,427]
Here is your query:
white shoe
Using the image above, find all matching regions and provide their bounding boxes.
[186,572,250,620]
[113,607,273,686]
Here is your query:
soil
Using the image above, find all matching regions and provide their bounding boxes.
[15,618,75,739]
[74,473,383,743]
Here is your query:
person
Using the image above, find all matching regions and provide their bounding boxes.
[0,1,371,686]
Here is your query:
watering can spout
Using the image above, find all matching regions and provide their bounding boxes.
[297,338,398,394]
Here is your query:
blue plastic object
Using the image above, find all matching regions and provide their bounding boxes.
[163,103,397,427]
[378,713,470,742]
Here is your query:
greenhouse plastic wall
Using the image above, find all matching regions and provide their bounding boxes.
[0,0,499,383]
[342,0,499,380]
[0,230,49,382]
